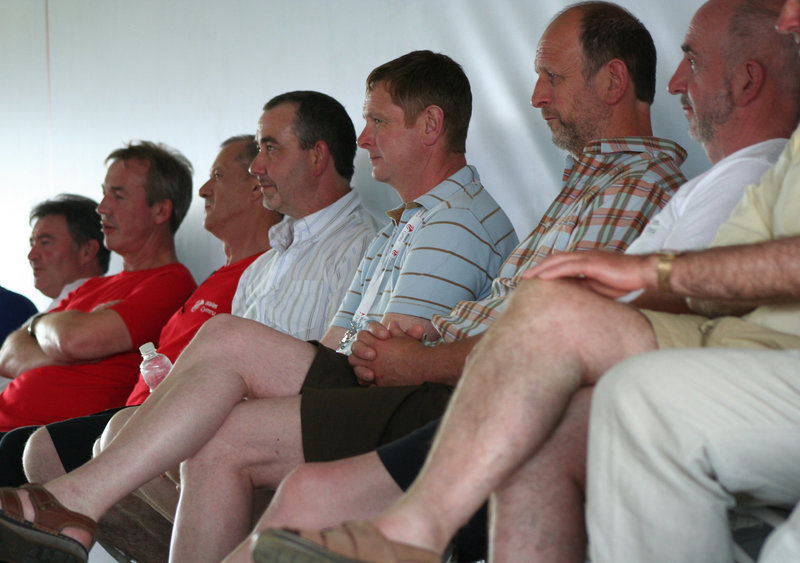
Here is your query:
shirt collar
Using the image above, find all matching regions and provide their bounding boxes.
[384,165,479,225]
[269,190,359,251]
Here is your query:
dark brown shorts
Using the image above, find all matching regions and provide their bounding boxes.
[300,343,453,462]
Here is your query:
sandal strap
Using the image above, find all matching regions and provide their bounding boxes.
[301,521,441,563]
[21,484,98,542]
[0,488,23,520]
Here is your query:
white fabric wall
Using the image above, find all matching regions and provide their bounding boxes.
[1,0,708,310]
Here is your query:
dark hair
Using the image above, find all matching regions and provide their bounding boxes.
[221,134,259,171]
[30,193,110,273]
[264,91,357,181]
[562,2,657,104]
[366,50,472,153]
[105,141,193,234]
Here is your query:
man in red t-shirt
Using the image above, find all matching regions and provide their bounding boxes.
[28,194,111,311]
[0,136,283,558]
[0,142,199,430]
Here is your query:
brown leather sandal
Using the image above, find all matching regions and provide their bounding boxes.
[0,483,97,563]
[252,520,441,563]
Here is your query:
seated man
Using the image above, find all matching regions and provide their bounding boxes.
[250,0,800,559]
[245,1,800,561]
[130,21,689,558]
[0,51,518,563]
[0,134,283,486]
[28,194,110,310]
[15,91,377,561]
[0,142,197,430]
[1,194,108,346]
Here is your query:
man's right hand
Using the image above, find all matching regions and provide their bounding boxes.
[349,321,427,386]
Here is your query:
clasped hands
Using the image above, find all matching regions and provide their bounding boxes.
[348,321,428,387]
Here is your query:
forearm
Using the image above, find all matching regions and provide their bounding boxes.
[35,309,132,362]
[630,289,693,314]
[0,328,55,379]
[670,237,800,314]
[418,335,481,386]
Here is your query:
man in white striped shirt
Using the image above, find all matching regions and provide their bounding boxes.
[0,52,517,563]
[230,91,377,341]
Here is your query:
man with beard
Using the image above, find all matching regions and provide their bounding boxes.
[626,0,800,257]
[246,0,800,562]
[0,25,685,560]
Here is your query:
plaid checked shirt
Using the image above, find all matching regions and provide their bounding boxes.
[433,136,687,342]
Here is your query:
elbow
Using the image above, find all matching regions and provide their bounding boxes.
[48,330,94,362]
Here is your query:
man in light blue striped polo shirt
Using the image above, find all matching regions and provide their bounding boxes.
[0,51,518,561]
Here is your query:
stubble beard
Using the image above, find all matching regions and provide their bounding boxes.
[685,89,734,145]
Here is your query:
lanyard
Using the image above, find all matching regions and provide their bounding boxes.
[337,209,425,353]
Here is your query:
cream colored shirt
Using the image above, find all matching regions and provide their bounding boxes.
[711,127,800,337]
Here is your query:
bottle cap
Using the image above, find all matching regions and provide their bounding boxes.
[139,342,156,356]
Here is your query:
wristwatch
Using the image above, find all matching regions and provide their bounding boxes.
[656,252,677,293]
[27,313,46,340]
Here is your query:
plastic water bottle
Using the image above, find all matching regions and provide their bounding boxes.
[139,342,173,392]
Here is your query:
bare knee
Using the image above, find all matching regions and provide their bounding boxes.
[261,463,332,529]
[192,314,253,348]
[95,406,139,454]
[23,427,66,483]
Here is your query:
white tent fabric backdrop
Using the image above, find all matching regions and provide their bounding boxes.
[1,0,709,309]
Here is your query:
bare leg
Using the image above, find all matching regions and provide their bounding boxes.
[1,314,318,549]
[371,279,656,553]
[263,452,402,529]
[170,396,305,562]
[224,452,402,563]
[23,426,67,483]
[490,388,591,563]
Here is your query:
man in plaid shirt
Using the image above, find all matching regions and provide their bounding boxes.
[241,2,686,561]
[250,2,800,563]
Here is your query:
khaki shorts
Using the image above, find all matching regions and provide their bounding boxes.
[641,310,800,351]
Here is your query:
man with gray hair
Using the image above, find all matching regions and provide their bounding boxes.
[0,142,197,431]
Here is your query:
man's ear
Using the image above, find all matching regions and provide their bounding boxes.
[79,239,100,265]
[309,140,331,176]
[420,104,446,147]
[150,199,173,227]
[597,59,630,105]
[730,60,765,107]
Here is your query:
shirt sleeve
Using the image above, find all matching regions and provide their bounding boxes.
[383,206,509,320]
[109,265,197,347]
[712,137,800,247]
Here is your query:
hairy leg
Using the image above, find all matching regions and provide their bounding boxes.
[224,452,402,563]
[170,396,305,563]
[3,314,318,549]
[372,279,656,553]
[490,387,591,563]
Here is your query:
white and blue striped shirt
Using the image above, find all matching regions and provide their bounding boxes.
[232,190,377,340]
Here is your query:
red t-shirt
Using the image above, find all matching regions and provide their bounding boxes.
[0,263,196,430]
[125,253,261,405]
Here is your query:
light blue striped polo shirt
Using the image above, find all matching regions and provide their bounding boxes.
[332,165,517,339]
